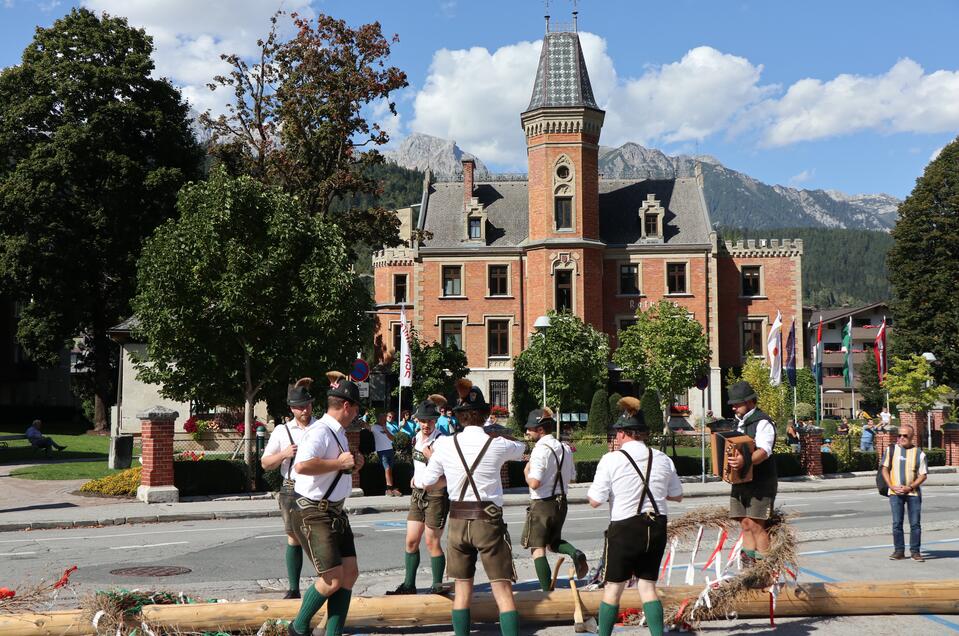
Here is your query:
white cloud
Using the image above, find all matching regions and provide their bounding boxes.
[788,169,815,185]
[930,146,944,162]
[758,59,959,147]
[81,0,312,114]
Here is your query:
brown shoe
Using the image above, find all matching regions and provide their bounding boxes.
[889,551,906,560]
[911,553,925,562]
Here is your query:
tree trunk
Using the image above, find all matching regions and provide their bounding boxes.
[92,316,112,433]
[243,351,254,469]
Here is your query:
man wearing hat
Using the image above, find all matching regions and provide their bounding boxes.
[388,394,451,596]
[415,385,526,636]
[522,407,588,591]
[286,372,366,636]
[587,413,683,636]
[725,380,778,566]
[260,377,317,599]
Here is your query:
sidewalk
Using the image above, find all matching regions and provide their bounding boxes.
[2,466,957,533]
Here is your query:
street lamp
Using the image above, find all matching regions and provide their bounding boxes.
[534,315,551,408]
[922,352,937,450]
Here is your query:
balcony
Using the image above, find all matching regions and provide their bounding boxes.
[821,376,851,390]
[822,350,868,365]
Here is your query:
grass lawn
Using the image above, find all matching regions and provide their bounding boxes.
[0,428,110,464]
[9,461,121,481]
[574,440,707,462]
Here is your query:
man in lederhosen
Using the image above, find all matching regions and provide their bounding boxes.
[588,413,683,636]
[287,374,365,636]
[415,386,526,636]
[387,394,451,596]
[522,407,588,591]
[261,377,316,599]
[724,380,778,565]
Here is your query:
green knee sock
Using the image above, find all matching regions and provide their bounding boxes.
[452,608,471,636]
[556,540,579,559]
[499,610,519,636]
[324,588,352,636]
[292,586,327,634]
[643,600,664,636]
[534,556,552,592]
[286,544,303,592]
[404,550,421,588]
[598,601,619,636]
[431,554,446,587]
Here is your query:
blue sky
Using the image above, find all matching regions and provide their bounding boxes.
[3,0,959,198]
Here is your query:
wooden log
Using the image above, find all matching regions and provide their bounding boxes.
[5,580,959,635]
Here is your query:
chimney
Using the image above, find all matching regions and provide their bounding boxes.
[462,158,475,206]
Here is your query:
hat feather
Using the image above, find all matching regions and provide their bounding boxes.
[325,371,347,384]
[294,377,313,389]
[618,396,641,415]
[541,407,554,418]
[428,394,448,408]
[455,378,473,391]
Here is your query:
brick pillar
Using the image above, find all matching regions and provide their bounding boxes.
[942,423,959,467]
[345,425,363,494]
[898,411,925,446]
[500,463,510,490]
[800,427,823,476]
[137,406,179,504]
[875,429,897,467]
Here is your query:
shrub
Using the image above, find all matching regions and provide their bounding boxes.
[821,452,839,474]
[173,459,249,497]
[574,460,599,483]
[80,467,142,497]
[794,402,815,420]
[773,453,803,477]
[927,448,946,467]
[671,455,711,477]
[607,393,622,419]
[506,461,527,488]
[261,467,283,492]
[587,388,611,436]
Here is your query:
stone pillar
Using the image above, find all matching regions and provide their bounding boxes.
[942,423,959,467]
[800,426,823,476]
[345,424,363,495]
[875,428,897,467]
[137,406,179,504]
[898,411,926,446]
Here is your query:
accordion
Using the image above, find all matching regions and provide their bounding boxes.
[711,430,755,484]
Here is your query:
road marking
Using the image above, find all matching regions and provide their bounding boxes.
[0,551,37,556]
[0,524,277,545]
[110,541,188,550]
[781,503,810,507]
[254,534,288,539]
[831,500,862,504]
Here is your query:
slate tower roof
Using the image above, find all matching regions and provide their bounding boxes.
[526,29,600,112]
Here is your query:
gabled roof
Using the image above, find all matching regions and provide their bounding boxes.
[804,301,891,324]
[526,31,600,112]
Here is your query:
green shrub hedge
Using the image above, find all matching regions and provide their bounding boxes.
[927,448,946,467]
[174,460,250,497]
[821,452,839,474]
[773,453,803,477]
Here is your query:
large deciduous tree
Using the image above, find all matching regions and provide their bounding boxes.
[614,300,710,429]
[884,354,950,414]
[888,136,959,388]
[133,168,371,464]
[199,12,409,254]
[0,8,202,430]
[513,311,609,420]
[390,328,470,405]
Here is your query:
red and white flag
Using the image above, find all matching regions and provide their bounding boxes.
[767,311,783,387]
[874,317,887,385]
[399,307,413,388]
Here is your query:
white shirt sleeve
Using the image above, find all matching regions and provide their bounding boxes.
[498,438,527,462]
[665,457,683,497]
[263,428,286,456]
[415,439,447,489]
[586,455,612,504]
[754,420,775,456]
[294,427,329,467]
[918,451,928,476]
[527,445,549,482]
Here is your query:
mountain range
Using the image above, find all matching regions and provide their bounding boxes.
[385,133,900,231]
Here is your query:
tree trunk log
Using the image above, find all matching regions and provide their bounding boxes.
[4,581,959,635]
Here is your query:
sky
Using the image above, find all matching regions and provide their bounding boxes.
[3,0,959,198]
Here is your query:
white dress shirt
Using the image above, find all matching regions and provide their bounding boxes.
[293,413,352,502]
[412,428,443,484]
[735,408,775,456]
[370,423,394,453]
[587,441,682,522]
[527,434,575,499]
[263,420,315,479]
[414,426,525,507]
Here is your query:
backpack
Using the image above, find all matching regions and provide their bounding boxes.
[876,447,890,497]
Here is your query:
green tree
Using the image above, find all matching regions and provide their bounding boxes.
[513,311,609,418]
[726,358,788,427]
[587,388,611,436]
[133,168,370,464]
[613,300,710,429]
[884,354,950,413]
[390,328,470,405]
[794,402,815,420]
[199,12,410,255]
[858,353,886,414]
[795,367,818,406]
[888,136,959,387]
[608,392,623,418]
[0,8,202,430]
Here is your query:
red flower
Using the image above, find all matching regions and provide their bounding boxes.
[183,417,198,434]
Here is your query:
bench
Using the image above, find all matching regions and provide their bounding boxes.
[0,433,44,453]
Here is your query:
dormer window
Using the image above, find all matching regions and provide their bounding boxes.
[468,217,482,239]
[644,213,658,237]
[639,194,664,239]
[464,199,487,242]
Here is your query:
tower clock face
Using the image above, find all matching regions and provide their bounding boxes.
[556,165,570,180]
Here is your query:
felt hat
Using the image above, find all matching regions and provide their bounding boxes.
[726,380,758,405]
[611,412,648,432]
[415,394,447,420]
[287,378,314,407]
[326,371,360,403]
[525,407,556,429]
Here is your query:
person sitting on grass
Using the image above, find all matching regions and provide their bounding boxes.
[25,420,66,454]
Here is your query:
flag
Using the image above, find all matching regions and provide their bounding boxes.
[399,307,413,387]
[767,311,783,387]
[811,315,824,385]
[785,319,797,388]
[874,317,887,385]
[841,317,854,388]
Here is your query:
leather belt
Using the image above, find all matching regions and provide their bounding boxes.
[449,500,502,520]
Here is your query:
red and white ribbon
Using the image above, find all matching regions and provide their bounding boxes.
[684,525,705,586]
[725,533,744,573]
[702,528,728,579]
[660,536,679,585]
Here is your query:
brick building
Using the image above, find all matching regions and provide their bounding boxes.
[372,22,803,421]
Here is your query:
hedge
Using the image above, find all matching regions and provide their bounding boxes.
[173,460,250,497]
[820,452,839,475]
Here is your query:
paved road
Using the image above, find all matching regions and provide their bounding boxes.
[3,485,959,634]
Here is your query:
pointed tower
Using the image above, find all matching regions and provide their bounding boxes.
[521,15,606,330]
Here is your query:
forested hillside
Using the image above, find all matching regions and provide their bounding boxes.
[722,227,894,307]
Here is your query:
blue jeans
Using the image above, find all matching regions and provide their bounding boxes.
[890,493,922,554]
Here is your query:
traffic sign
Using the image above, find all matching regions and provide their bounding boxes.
[357,381,370,398]
[695,376,709,390]
[351,358,370,382]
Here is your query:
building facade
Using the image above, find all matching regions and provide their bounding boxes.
[372,23,803,421]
